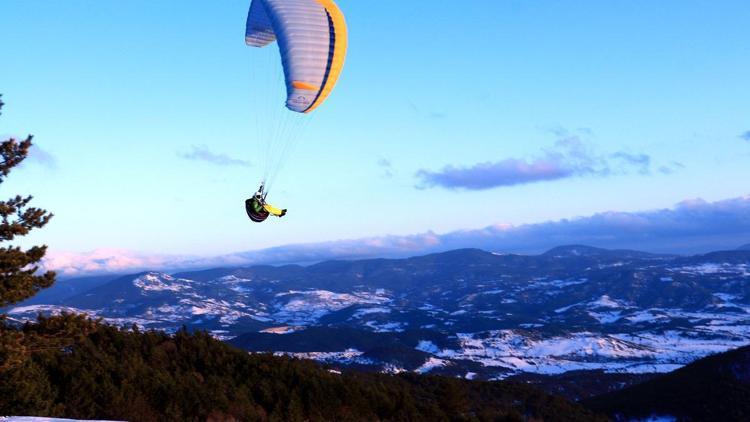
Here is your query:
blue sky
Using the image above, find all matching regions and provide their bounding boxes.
[1,1,749,273]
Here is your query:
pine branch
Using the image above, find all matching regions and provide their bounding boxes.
[0,195,53,242]
[0,137,33,182]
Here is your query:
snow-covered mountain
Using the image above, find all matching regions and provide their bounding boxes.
[8,246,750,380]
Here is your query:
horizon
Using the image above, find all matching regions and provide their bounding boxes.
[52,235,750,279]
[1,1,749,275]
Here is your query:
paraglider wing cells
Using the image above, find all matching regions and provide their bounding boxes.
[245,0,348,113]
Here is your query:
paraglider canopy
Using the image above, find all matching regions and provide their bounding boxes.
[242,0,348,220]
[245,0,348,114]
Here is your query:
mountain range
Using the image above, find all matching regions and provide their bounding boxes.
[8,244,750,385]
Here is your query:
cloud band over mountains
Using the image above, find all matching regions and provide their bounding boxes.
[45,194,750,276]
[416,137,680,190]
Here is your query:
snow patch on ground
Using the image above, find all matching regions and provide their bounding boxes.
[590,295,628,309]
[383,364,408,374]
[274,349,376,366]
[528,278,588,289]
[588,311,622,324]
[7,304,92,316]
[260,326,305,334]
[274,290,391,324]
[219,275,253,283]
[415,340,440,354]
[133,273,192,292]
[364,321,406,332]
[433,327,750,377]
[415,357,450,374]
[352,307,391,318]
[671,263,750,276]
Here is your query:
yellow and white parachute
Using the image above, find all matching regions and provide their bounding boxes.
[245,0,348,191]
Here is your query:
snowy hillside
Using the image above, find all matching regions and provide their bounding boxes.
[9,246,750,380]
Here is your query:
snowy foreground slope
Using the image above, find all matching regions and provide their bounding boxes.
[8,246,750,380]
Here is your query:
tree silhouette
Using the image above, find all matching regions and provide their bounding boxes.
[0,95,57,373]
[0,95,55,308]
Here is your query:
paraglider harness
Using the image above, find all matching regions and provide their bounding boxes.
[245,184,270,223]
[245,183,287,222]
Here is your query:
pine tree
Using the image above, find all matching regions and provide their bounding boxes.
[0,95,55,308]
[0,95,58,373]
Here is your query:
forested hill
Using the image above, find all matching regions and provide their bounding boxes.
[0,317,603,422]
[584,344,750,421]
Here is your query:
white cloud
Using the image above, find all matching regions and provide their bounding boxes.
[177,145,251,167]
